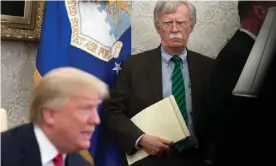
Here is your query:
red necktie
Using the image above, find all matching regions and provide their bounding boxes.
[53,154,63,166]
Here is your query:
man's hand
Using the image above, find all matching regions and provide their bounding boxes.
[138,134,173,156]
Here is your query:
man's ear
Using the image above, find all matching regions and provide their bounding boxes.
[156,25,161,35]
[42,108,55,126]
[253,5,267,21]
[189,24,194,34]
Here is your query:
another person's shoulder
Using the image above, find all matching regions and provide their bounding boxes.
[216,30,254,61]
[1,123,33,164]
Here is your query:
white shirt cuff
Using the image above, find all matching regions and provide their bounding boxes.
[135,134,145,149]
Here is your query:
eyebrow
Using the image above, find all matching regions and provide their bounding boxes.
[163,20,187,22]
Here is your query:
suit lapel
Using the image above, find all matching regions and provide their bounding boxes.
[187,50,197,118]
[20,124,42,166]
[187,50,194,96]
[65,154,75,166]
[145,47,163,102]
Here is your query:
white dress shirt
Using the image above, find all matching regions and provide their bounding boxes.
[240,28,257,40]
[34,125,66,166]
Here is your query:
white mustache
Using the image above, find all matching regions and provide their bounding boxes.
[169,33,182,39]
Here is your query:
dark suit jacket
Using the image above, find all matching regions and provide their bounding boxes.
[206,30,275,165]
[102,46,214,166]
[1,123,91,166]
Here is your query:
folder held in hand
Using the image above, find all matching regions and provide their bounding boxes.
[126,95,190,165]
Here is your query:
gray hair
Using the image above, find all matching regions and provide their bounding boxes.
[153,1,197,29]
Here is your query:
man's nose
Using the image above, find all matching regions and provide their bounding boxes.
[88,110,101,125]
[171,23,178,32]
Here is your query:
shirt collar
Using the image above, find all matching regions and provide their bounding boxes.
[161,45,187,64]
[34,124,66,165]
[239,28,257,40]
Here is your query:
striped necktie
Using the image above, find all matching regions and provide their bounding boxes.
[171,56,189,151]
[171,56,189,124]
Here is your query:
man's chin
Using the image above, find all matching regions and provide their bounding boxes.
[79,142,91,149]
[169,43,184,48]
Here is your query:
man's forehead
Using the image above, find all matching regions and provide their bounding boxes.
[160,12,188,21]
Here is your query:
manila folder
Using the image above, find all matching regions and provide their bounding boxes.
[126,95,190,165]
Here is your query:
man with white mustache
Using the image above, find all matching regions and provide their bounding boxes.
[103,1,214,166]
[169,32,183,39]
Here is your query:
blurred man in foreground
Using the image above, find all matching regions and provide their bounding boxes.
[206,1,276,165]
[1,67,108,166]
[103,1,214,166]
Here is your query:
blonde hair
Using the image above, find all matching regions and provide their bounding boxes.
[29,67,109,123]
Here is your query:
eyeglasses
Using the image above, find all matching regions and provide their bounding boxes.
[161,21,189,30]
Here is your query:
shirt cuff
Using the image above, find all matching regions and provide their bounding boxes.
[135,134,145,149]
